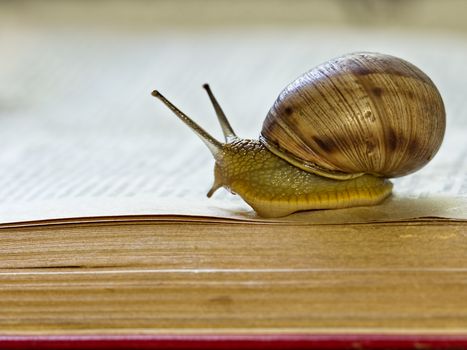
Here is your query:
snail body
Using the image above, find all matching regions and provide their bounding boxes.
[153,52,445,218]
[210,138,392,217]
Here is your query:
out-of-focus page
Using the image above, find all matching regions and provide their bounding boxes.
[1,2,467,225]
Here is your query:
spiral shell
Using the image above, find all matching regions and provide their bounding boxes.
[260,52,445,179]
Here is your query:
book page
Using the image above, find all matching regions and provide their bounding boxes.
[1,3,467,225]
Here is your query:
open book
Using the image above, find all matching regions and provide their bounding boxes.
[2,1,467,342]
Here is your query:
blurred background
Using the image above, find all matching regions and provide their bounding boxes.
[1,0,467,203]
[2,0,467,31]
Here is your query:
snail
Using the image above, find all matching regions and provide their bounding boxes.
[152,52,445,218]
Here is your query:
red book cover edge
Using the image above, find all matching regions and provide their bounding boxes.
[1,334,467,350]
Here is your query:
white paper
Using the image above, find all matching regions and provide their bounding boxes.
[1,4,467,225]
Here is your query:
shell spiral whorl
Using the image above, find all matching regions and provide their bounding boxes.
[261,52,446,179]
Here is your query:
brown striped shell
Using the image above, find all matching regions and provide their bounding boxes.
[260,52,446,180]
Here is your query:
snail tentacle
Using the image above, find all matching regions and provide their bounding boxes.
[203,83,237,143]
[152,90,222,156]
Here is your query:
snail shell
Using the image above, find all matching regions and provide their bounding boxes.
[260,52,446,180]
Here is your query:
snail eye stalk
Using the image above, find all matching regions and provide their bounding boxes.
[152,90,222,157]
[202,84,237,143]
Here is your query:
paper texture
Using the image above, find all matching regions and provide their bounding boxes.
[1,6,467,225]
